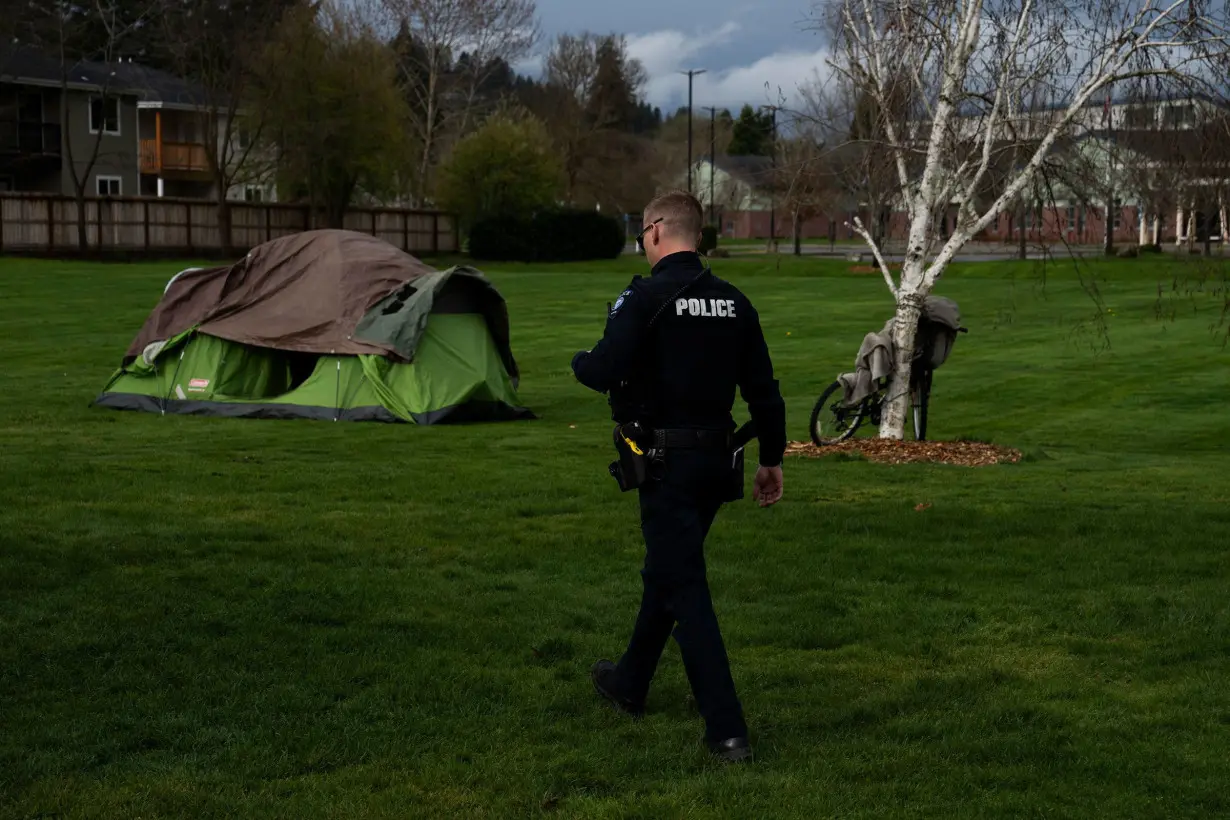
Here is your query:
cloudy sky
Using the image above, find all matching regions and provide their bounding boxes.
[520,0,831,114]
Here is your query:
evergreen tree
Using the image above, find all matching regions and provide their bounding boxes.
[728,104,773,155]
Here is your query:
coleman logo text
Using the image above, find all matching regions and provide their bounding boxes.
[676,298,736,318]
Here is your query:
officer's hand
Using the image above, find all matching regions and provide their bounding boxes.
[753,465,783,507]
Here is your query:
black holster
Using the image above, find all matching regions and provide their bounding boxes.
[722,443,746,502]
[720,421,757,503]
[609,423,662,492]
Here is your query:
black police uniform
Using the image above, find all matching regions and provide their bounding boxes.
[571,249,787,751]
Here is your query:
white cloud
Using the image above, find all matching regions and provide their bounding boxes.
[513,19,833,115]
[624,21,741,78]
[514,53,544,77]
[688,48,834,113]
[625,23,833,113]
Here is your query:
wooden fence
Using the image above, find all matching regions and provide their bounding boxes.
[0,193,459,258]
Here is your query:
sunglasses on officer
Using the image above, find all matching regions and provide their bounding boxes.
[635,217,663,253]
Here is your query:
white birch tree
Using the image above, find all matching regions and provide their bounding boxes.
[812,0,1230,439]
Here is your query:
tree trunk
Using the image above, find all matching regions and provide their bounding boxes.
[879,288,924,440]
[327,201,345,229]
[1017,205,1026,260]
[1104,192,1114,255]
[793,209,802,256]
[416,68,440,207]
[76,186,89,252]
[1204,206,1213,256]
[1219,192,1227,252]
[62,91,89,252]
[218,196,233,257]
[325,178,356,229]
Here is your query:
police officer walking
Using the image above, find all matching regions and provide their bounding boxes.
[571,191,787,763]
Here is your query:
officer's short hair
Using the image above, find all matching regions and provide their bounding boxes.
[644,190,704,245]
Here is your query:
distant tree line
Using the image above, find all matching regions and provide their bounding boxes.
[0,0,809,255]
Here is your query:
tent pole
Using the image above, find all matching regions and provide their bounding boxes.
[163,347,188,415]
[334,353,341,422]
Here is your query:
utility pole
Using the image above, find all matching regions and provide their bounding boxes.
[680,69,706,193]
[760,104,780,249]
[702,106,717,225]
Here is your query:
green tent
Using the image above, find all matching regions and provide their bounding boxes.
[94,229,535,424]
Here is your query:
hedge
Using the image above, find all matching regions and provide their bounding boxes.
[470,209,626,262]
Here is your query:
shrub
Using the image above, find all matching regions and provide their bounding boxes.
[547,210,626,261]
[699,225,718,255]
[436,109,564,234]
[468,216,538,262]
[470,208,625,262]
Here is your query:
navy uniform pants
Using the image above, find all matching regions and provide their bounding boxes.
[611,447,748,742]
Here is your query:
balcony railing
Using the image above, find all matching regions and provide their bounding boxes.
[140,139,211,174]
[0,121,63,156]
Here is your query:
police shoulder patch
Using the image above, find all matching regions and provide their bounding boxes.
[609,288,634,317]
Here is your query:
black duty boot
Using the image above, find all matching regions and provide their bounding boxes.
[707,736,753,763]
[590,659,644,718]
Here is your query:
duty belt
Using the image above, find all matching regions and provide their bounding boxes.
[651,428,731,449]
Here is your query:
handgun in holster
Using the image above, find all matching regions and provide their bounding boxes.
[609,420,663,492]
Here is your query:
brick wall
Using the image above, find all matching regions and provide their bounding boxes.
[715,204,1210,245]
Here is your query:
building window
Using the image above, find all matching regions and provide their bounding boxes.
[1124,106,1153,128]
[1067,206,1076,231]
[90,96,121,135]
[1164,104,1195,128]
[243,185,263,202]
[96,176,122,197]
[1113,199,1122,230]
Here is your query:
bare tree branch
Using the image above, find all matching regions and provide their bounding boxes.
[808,0,1230,439]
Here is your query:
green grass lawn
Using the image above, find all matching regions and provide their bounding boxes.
[3,251,1230,818]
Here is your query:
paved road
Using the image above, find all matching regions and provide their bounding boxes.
[625,241,1199,263]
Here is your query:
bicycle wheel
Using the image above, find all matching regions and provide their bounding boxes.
[912,369,933,441]
[809,380,866,445]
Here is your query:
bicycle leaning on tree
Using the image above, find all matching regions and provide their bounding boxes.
[808,298,967,446]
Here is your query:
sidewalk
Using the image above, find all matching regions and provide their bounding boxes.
[719,240,1222,262]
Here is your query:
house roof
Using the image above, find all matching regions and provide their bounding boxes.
[1080,126,1230,169]
[1,43,212,109]
[951,89,1230,118]
[708,155,774,188]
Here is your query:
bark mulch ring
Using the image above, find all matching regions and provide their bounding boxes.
[785,438,1023,467]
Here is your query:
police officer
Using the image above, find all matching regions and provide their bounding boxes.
[571,190,786,763]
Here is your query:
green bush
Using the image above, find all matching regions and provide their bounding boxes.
[699,225,718,255]
[469,216,538,262]
[436,109,564,234]
[470,209,625,262]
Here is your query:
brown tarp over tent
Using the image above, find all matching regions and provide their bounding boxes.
[121,230,516,381]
